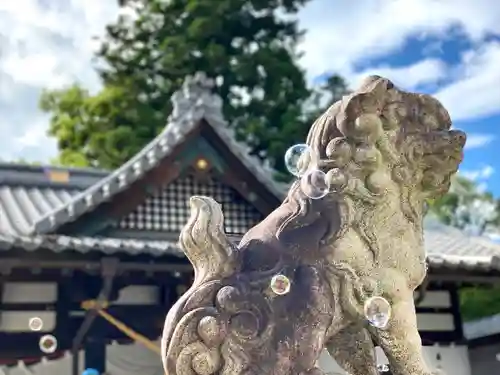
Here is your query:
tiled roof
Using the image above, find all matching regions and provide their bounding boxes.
[424,216,500,273]
[424,216,500,257]
[31,73,288,235]
[0,162,110,236]
[0,185,80,236]
[0,176,500,268]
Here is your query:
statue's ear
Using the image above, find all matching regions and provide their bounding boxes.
[357,75,395,94]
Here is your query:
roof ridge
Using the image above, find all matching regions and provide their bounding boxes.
[0,163,110,190]
[0,162,110,176]
[31,72,287,235]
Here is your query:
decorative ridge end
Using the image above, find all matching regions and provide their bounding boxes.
[168,72,224,125]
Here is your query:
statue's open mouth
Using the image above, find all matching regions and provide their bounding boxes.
[422,129,466,168]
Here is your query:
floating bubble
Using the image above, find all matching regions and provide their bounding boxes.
[377,364,389,372]
[284,144,312,177]
[300,169,329,199]
[270,274,291,295]
[39,334,58,354]
[364,296,391,329]
[29,317,43,331]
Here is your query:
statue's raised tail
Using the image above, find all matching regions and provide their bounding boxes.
[161,196,239,375]
[179,196,238,285]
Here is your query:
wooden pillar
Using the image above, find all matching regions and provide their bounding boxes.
[55,281,71,350]
[72,258,119,375]
[449,286,464,340]
[84,337,106,374]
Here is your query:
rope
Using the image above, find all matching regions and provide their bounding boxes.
[81,300,161,356]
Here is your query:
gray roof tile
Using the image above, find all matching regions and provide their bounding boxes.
[424,224,500,258]
[0,179,500,267]
[423,217,500,272]
[0,185,80,236]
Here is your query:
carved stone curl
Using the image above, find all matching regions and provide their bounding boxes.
[162,76,466,375]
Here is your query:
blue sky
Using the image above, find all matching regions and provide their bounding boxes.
[0,0,499,196]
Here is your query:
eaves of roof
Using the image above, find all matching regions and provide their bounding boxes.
[0,234,182,257]
[0,233,499,276]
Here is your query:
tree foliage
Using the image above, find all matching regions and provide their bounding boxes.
[427,175,499,234]
[40,0,349,177]
[460,285,500,322]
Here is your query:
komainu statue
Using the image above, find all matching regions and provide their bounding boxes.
[161,76,466,375]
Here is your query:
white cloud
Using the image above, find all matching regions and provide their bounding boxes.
[8,116,58,162]
[433,42,500,122]
[0,0,118,161]
[14,117,50,148]
[464,133,496,150]
[460,165,495,181]
[1,52,70,88]
[298,0,500,79]
[352,58,447,90]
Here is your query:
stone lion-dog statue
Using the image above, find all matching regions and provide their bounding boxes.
[161,76,466,375]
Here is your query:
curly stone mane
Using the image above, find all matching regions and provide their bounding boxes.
[278,76,463,261]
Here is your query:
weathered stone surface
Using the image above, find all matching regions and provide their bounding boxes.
[161,76,465,375]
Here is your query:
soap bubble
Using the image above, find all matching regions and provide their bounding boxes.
[300,169,329,199]
[284,144,312,177]
[377,364,389,372]
[364,296,391,329]
[39,334,58,354]
[29,317,43,331]
[270,274,291,295]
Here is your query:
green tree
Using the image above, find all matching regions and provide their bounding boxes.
[40,0,319,174]
[305,73,350,125]
[428,175,499,233]
[460,285,500,322]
